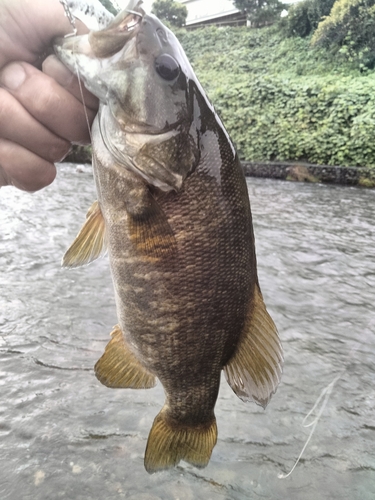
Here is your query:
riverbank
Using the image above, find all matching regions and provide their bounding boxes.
[242,161,375,188]
[66,147,375,188]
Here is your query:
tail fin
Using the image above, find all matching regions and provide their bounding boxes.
[144,408,217,473]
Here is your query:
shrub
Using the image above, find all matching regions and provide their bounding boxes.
[312,0,375,69]
[234,0,287,27]
[286,1,312,37]
[151,0,188,27]
[210,75,375,167]
[286,0,335,37]
[175,26,375,168]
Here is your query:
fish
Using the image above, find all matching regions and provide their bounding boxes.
[54,1,283,473]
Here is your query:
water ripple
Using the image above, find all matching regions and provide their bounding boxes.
[0,166,374,499]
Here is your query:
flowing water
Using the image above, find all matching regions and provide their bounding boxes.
[0,164,374,499]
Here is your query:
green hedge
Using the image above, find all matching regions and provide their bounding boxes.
[210,76,375,167]
[176,27,375,169]
[176,26,346,78]
[312,0,375,69]
[286,0,336,38]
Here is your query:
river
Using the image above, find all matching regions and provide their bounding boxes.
[0,164,374,499]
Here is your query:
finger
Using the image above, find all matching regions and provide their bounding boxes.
[0,61,96,144]
[42,55,99,111]
[0,138,56,192]
[0,88,71,163]
[0,1,92,68]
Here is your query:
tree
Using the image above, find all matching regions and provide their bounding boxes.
[286,0,336,37]
[234,0,287,27]
[311,0,375,69]
[152,0,188,27]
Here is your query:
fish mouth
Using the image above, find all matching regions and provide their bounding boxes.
[56,2,144,59]
[124,1,145,23]
[88,3,145,58]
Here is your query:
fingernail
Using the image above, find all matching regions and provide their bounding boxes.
[0,63,26,90]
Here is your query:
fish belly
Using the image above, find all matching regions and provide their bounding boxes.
[106,159,254,423]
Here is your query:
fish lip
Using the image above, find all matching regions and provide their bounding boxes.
[97,0,145,34]
[54,34,93,56]
[104,9,144,36]
[125,6,145,22]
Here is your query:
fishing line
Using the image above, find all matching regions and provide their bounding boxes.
[74,53,93,144]
[278,344,359,479]
[59,0,93,143]
[278,371,343,479]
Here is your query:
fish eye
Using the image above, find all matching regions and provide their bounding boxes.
[155,54,180,81]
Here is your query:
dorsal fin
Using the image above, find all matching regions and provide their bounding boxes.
[62,201,107,268]
[224,284,283,409]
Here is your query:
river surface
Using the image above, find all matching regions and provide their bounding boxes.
[0,164,374,500]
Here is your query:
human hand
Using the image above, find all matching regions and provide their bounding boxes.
[0,0,99,191]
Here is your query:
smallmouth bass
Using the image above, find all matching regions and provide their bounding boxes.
[55,2,283,473]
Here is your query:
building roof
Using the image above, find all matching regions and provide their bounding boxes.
[178,0,241,26]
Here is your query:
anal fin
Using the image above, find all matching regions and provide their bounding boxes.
[144,408,217,473]
[62,200,107,268]
[94,324,156,389]
[224,284,283,409]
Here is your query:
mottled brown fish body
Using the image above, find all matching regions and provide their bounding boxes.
[94,114,254,421]
[56,6,283,473]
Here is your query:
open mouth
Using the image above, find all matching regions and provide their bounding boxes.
[108,0,145,33]
[113,6,144,34]
[55,2,145,60]
[84,3,144,59]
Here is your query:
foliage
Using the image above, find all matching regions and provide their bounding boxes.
[176,25,352,79]
[285,0,336,37]
[234,0,287,27]
[175,26,375,169]
[151,0,188,27]
[211,75,375,167]
[98,0,119,16]
[285,1,312,37]
[312,0,375,69]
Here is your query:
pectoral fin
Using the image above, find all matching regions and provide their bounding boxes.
[62,201,107,268]
[224,285,283,409]
[127,195,177,259]
[95,325,156,389]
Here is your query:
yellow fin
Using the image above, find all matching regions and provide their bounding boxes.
[94,325,156,389]
[224,285,283,409]
[144,409,217,474]
[127,197,177,259]
[62,201,107,268]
